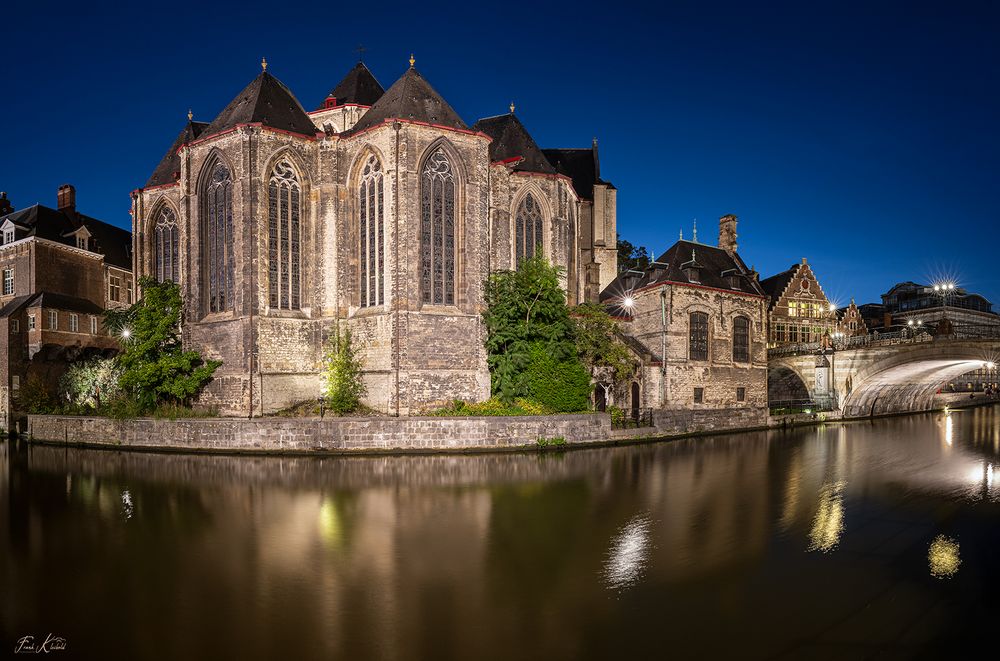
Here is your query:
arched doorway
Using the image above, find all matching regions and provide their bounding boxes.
[595,385,607,412]
[630,382,640,421]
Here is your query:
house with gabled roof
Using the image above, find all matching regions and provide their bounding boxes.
[760,258,839,348]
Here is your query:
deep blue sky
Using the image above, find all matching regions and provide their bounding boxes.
[3,1,997,306]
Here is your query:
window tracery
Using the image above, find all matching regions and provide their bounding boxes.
[420,148,456,305]
[359,154,384,307]
[154,206,179,283]
[515,192,543,266]
[203,161,234,313]
[268,159,301,310]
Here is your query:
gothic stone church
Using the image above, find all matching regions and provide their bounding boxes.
[132,59,618,416]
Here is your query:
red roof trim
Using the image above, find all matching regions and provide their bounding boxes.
[630,279,768,300]
[139,181,179,193]
[184,123,320,150]
[348,117,492,142]
[308,103,372,115]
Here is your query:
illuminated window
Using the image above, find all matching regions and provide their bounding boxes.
[28,314,35,331]
[268,160,301,310]
[733,316,750,362]
[515,192,544,267]
[2,268,12,295]
[48,310,57,330]
[203,161,234,313]
[689,312,709,360]
[359,154,384,308]
[154,206,179,283]
[90,315,98,334]
[420,147,456,305]
[69,313,79,332]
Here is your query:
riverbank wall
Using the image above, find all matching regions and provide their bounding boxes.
[23,407,768,454]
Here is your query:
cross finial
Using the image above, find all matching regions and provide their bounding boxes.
[187,108,193,121]
[261,57,268,72]
[409,53,415,68]
[692,218,698,242]
[509,101,515,113]
[355,44,367,62]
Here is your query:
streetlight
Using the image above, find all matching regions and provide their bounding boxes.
[622,295,635,310]
[121,328,132,340]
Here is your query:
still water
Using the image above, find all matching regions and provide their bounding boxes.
[3,408,1000,659]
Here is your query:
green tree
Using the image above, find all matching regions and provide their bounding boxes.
[323,326,367,415]
[105,277,221,413]
[617,234,650,273]
[523,342,593,412]
[571,302,639,387]
[482,255,591,409]
[59,357,121,410]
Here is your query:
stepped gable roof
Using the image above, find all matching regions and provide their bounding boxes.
[541,145,614,200]
[146,120,209,188]
[600,239,765,312]
[349,66,467,134]
[324,62,385,107]
[759,264,798,307]
[0,205,132,270]
[471,113,556,174]
[202,71,316,139]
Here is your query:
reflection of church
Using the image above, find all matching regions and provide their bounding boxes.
[132,58,617,415]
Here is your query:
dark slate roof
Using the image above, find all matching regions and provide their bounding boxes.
[349,67,467,134]
[25,292,105,315]
[0,294,32,318]
[759,265,798,308]
[541,146,616,200]
[146,120,209,188]
[323,62,385,108]
[600,240,765,314]
[202,71,316,139]
[0,204,132,269]
[471,113,556,174]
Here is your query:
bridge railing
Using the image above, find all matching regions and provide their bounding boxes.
[768,329,940,358]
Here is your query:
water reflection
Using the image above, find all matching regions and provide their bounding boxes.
[3,406,1000,659]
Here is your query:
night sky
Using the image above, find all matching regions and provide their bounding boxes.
[2,1,997,307]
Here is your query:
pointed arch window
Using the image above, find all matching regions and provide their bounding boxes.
[268,160,301,310]
[154,205,179,284]
[420,148,456,305]
[203,161,234,313]
[515,192,543,267]
[359,154,384,307]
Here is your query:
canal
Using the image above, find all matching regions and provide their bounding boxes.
[3,408,1000,659]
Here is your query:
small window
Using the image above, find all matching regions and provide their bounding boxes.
[2,268,13,295]
[737,387,746,402]
[126,278,134,305]
[10,319,18,333]
[109,274,121,302]
[77,235,87,250]
[11,375,20,391]
[3,229,13,244]
[28,314,35,331]
[694,387,704,404]
[48,310,57,330]
[90,315,98,335]
[69,313,79,332]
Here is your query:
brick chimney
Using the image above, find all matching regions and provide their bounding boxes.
[57,184,76,212]
[0,192,12,216]
[718,214,738,253]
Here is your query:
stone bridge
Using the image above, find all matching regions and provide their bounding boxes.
[768,335,1000,417]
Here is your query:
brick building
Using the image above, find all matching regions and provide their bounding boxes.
[599,215,769,413]
[837,299,868,337]
[132,59,618,416]
[0,185,133,422]
[760,258,839,348]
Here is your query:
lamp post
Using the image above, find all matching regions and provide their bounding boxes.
[933,282,955,323]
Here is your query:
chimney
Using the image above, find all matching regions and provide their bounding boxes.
[718,214,738,253]
[57,184,76,212]
[0,192,12,216]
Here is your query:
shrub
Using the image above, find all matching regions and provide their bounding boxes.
[523,343,592,413]
[323,326,367,415]
[59,357,121,410]
[14,376,56,414]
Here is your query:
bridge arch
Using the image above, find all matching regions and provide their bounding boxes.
[840,339,998,417]
[768,364,811,405]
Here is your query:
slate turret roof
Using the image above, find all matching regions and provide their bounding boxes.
[202,71,316,139]
[471,113,556,174]
[0,204,131,269]
[323,62,385,108]
[145,120,209,188]
[349,66,467,134]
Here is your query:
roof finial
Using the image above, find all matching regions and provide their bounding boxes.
[679,229,683,241]
[355,44,367,62]
[261,57,268,72]
[692,218,698,243]
[409,53,415,68]
[692,248,697,262]
[509,101,515,113]
[187,108,193,122]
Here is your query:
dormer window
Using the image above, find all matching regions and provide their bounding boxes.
[3,229,13,245]
[76,235,87,250]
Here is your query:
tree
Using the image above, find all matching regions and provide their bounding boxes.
[105,277,221,413]
[523,342,593,412]
[483,255,579,401]
[617,234,650,273]
[571,302,639,388]
[323,326,367,415]
[59,357,121,410]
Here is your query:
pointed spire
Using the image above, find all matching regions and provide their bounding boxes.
[409,53,415,68]
[509,101,516,113]
[187,108,193,122]
[679,229,683,241]
[261,57,268,72]
[692,248,696,261]
[692,219,698,243]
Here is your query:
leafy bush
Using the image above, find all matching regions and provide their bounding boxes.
[428,397,555,417]
[523,342,592,412]
[536,436,567,447]
[14,376,56,414]
[59,357,121,410]
[571,302,639,387]
[323,326,367,415]
[105,277,220,413]
[607,405,626,427]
